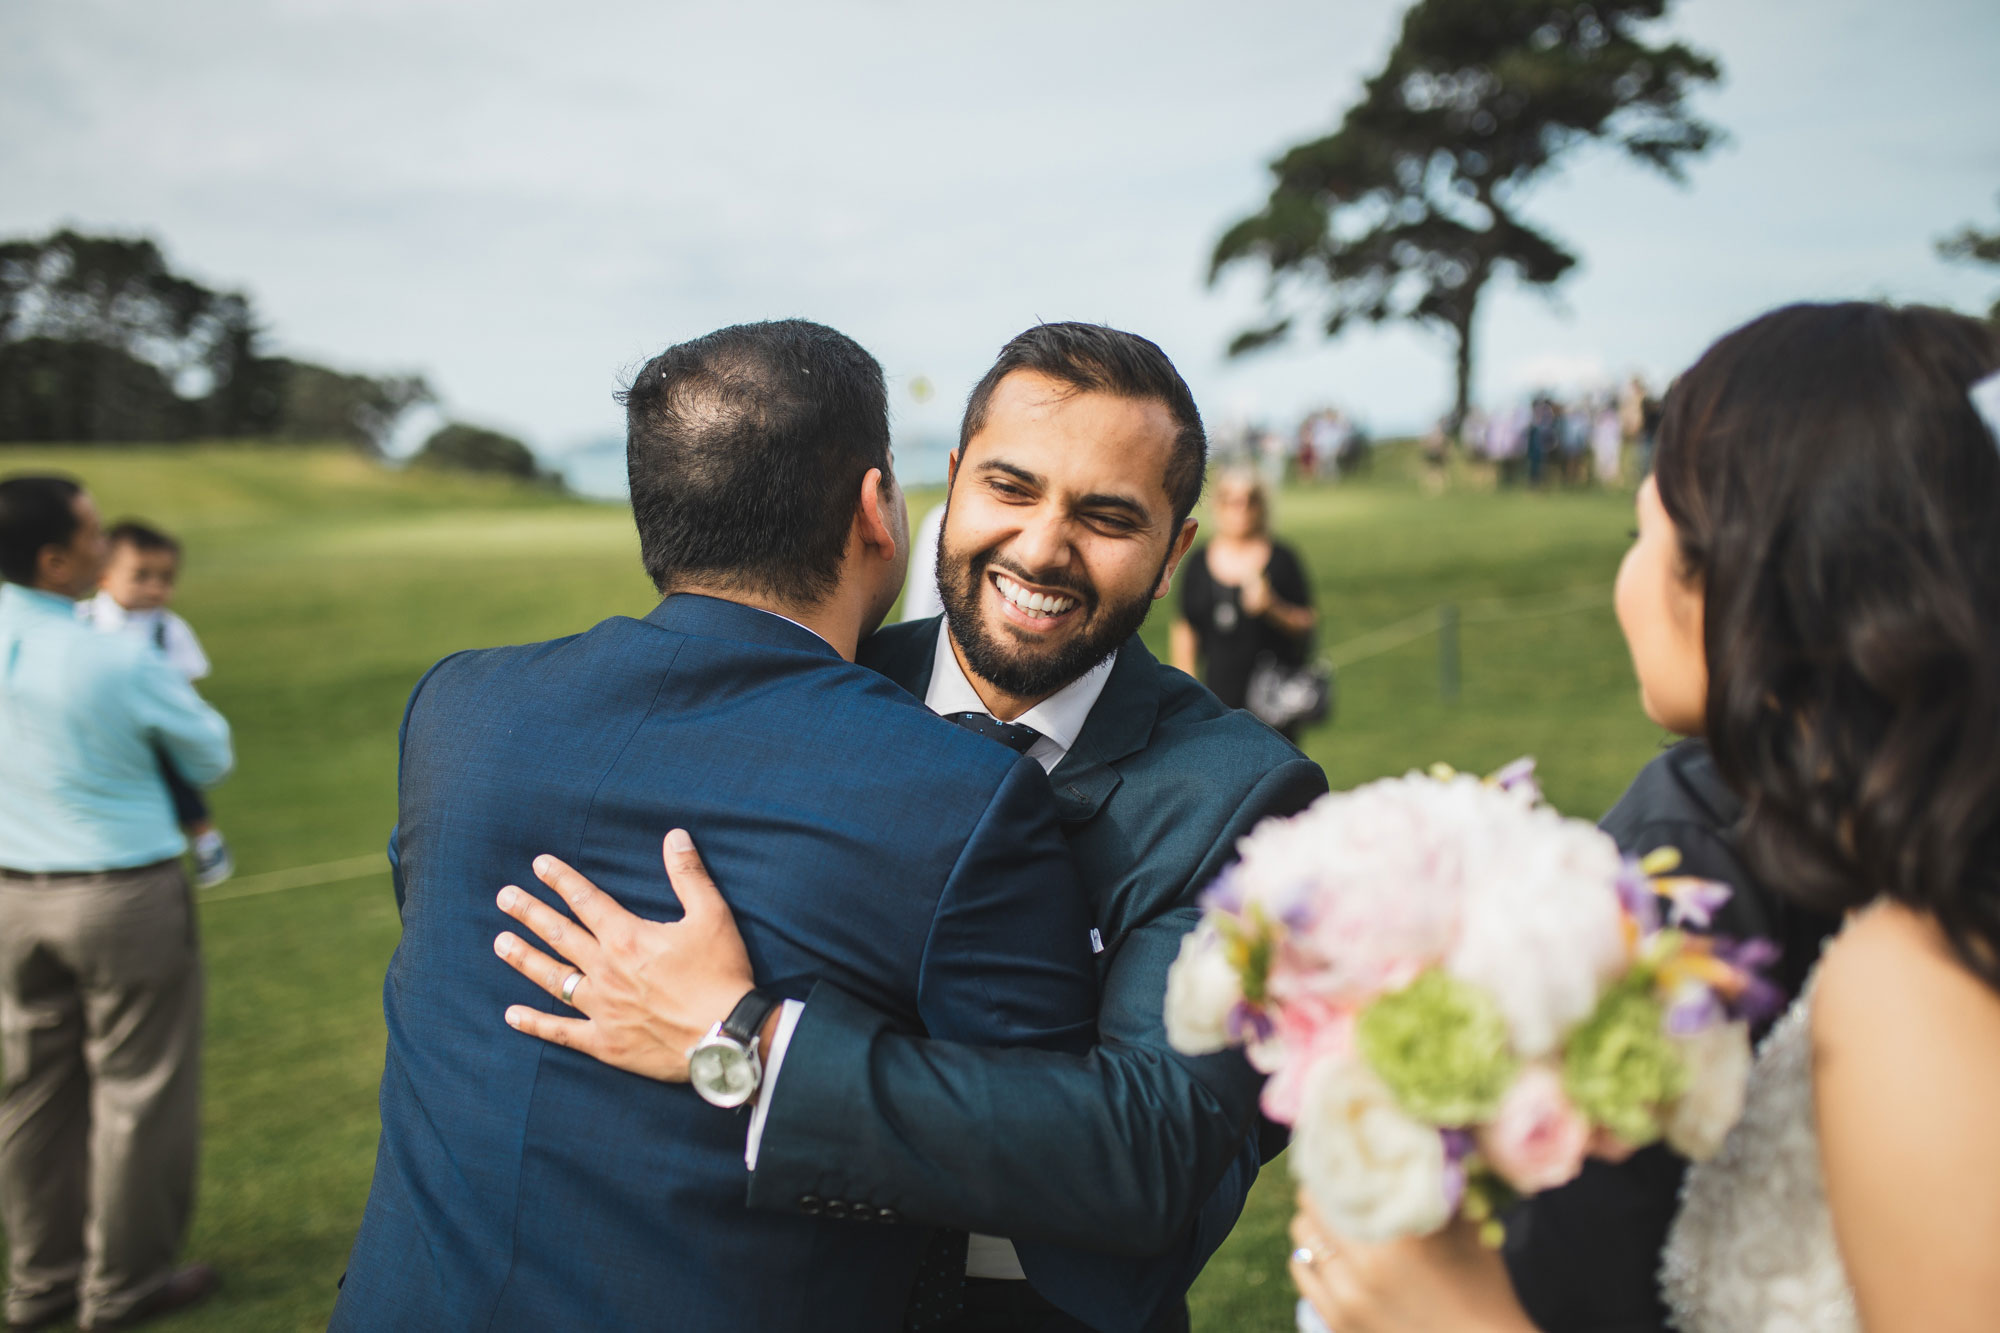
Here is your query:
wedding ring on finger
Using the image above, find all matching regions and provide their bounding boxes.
[1290,1246,1317,1267]
[559,970,585,1006]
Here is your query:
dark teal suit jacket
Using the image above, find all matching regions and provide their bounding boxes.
[747,619,1329,1331]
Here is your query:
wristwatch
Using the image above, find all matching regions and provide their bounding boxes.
[687,986,784,1109]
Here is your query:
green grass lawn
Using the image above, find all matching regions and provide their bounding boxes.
[0,444,1672,1330]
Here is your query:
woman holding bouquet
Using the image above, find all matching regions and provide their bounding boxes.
[1289,302,2000,1332]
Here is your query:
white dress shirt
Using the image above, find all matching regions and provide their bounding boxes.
[746,618,1117,1282]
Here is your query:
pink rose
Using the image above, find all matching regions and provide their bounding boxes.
[1477,1065,1589,1194]
[1254,993,1355,1125]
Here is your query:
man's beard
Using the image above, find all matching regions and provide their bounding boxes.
[936,534,1158,702]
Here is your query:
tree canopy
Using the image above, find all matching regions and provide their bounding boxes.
[1211,0,1721,427]
[411,422,553,485]
[1938,194,2000,327]
[0,228,432,448]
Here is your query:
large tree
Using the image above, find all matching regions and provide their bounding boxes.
[0,228,430,447]
[1211,0,1721,428]
[1938,194,2000,327]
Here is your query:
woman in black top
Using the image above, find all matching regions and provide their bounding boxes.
[1170,469,1316,732]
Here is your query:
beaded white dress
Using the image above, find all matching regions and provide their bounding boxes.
[1659,979,1858,1332]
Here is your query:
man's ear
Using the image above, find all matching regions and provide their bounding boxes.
[945,449,961,492]
[1153,517,1199,600]
[855,468,899,563]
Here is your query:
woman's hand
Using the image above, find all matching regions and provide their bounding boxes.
[1239,573,1274,617]
[1289,1193,1538,1333]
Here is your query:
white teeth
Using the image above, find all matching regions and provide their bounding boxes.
[995,573,1076,617]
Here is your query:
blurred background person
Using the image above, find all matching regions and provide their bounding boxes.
[0,476,232,1333]
[1171,467,1317,738]
[898,499,947,622]
[80,521,234,887]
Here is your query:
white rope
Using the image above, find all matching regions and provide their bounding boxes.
[199,852,386,904]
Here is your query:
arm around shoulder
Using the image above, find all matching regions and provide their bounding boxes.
[129,651,232,786]
[1813,905,2000,1333]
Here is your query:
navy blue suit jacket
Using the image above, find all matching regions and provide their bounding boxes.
[747,620,1329,1331]
[331,596,1099,1333]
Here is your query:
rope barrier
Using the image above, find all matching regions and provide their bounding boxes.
[199,852,386,905]
[201,587,1610,906]
[1323,585,1606,671]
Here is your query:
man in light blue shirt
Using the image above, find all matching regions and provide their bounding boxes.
[0,475,232,1332]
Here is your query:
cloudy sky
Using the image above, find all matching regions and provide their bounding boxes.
[4,0,1997,476]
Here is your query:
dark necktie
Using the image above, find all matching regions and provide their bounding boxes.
[905,711,1039,1332]
[903,1228,969,1332]
[943,711,1041,756]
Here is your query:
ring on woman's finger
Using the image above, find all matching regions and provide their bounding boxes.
[1290,1246,1317,1267]
[560,970,585,1006]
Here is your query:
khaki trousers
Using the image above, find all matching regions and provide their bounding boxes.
[0,861,202,1328]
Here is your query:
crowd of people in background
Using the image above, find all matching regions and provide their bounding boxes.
[1447,373,1664,490]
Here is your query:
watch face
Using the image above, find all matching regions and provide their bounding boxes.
[690,1040,759,1108]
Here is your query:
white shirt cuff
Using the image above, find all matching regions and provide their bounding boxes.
[744,998,805,1172]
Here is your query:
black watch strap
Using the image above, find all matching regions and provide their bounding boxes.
[719,985,784,1047]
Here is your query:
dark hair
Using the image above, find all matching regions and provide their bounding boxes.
[0,474,83,586]
[1653,302,2000,988]
[960,323,1207,526]
[619,320,891,604]
[108,520,181,557]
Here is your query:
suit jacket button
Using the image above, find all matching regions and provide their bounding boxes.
[877,1207,900,1224]
[798,1194,824,1215]
[825,1199,848,1219]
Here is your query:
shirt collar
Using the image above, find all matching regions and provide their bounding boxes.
[85,590,154,628]
[1,584,80,620]
[748,605,837,654]
[922,617,1116,765]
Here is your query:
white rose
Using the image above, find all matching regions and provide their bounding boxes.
[1290,1058,1451,1243]
[1164,923,1241,1056]
[1663,1020,1752,1161]
[1445,810,1629,1057]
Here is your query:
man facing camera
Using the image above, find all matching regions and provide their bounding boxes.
[331,321,1101,1332]
[496,324,1329,1331]
[0,476,232,1332]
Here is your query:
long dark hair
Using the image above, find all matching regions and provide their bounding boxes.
[1653,302,2000,987]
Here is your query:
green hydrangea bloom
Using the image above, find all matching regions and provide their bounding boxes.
[1357,969,1516,1125]
[1562,984,1686,1147]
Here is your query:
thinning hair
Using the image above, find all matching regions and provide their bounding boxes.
[960,323,1207,526]
[619,320,890,604]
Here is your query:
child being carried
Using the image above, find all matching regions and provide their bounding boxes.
[80,520,235,887]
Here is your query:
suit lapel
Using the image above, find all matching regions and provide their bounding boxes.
[869,619,1159,828]
[1046,638,1160,827]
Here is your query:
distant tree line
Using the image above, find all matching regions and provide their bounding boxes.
[1939,193,2000,328]
[0,228,432,450]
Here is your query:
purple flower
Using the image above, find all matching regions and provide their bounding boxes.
[1439,1129,1476,1213]
[1225,1002,1276,1046]
[1660,877,1733,930]
[1615,860,1662,934]
[1491,757,1542,803]
[1711,936,1785,1023]
[1199,868,1245,915]
[1665,988,1725,1035]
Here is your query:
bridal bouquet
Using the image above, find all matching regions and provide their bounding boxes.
[1165,760,1777,1244]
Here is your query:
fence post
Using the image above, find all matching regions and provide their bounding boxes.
[1438,602,1460,703]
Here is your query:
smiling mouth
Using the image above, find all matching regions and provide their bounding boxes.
[990,570,1082,627]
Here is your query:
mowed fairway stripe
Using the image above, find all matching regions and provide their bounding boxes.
[199,853,388,904]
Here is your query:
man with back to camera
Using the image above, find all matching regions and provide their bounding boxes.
[0,476,232,1332]
[330,320,1104,1332]
[494,323,1330,1331]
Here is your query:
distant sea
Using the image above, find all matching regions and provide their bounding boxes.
[553,431,958,501]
